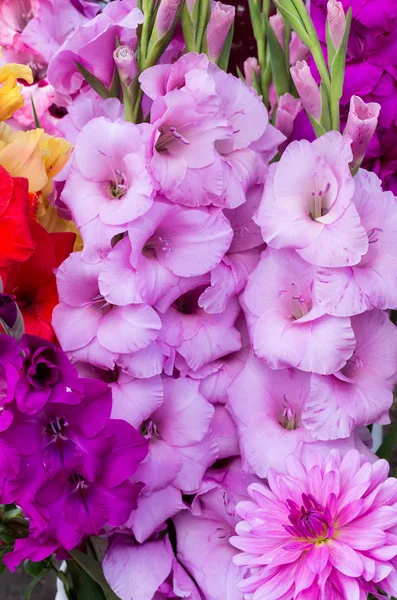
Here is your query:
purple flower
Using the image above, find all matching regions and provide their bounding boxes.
[15,335,83,414]
[0,294,17,329]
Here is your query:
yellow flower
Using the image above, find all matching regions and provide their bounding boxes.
[39,133,73,197]
[0,124,47,192]
[0,49,33,121]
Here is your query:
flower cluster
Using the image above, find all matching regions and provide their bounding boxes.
[0,1,397,599]
[0,329,148,570]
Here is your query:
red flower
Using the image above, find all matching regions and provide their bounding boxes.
[3,221,75,342]
[0,166,35,269]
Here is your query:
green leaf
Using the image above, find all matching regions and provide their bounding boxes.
[216,21,234,71]
[376,423,397,462]
[24,573,46,600]
[30,96,41,129]
[24,559,50,578]
[196,0,211,53]
[328,8,352,131]
[67,559,106,600]
[273,0,311,47]
[75,61,112,99]
[264,18,289,97]
[70,550,121,600]
[109,67,121,100]
[248,0,264,43]
[144,0,186,68]
[319,81,331,132]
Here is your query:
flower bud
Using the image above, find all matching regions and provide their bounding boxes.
[290,60,321,120]
[344,95,381,170]
[156,0,181,36]
[327,0,346,50]
[113,45,138,86]
[275,93,302,138]
[269,13,284,48]
[206,2,235,62]
[243,57,259,87]
[289,32,309,65]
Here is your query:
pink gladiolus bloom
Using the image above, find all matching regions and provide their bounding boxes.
[290,60,322,120]
[231,449,397,599]
[133,377,218,494]
[63,117,154,231]
[113,45,138,86]
[243,248,355,374]
[52,252,161,370]
[255,131,369,267]
[345,95,381,170]
[327,0,346,50]
[103,534,201,600]
[314,169,397,316]
[303,309,397,440]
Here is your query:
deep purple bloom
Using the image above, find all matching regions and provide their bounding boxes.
[0,294,18,329]
[15,335,83,414]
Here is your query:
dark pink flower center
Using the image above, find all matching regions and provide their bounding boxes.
[46,415,68,440]
[156,126,191,153]
[284,493,334,541]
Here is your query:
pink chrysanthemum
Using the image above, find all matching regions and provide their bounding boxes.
[231,449,397,600]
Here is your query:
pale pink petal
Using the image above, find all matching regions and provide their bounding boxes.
[111,373,163,428]
[97,305,161,353]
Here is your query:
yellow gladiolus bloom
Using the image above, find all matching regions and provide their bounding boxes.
[0,49,33,121]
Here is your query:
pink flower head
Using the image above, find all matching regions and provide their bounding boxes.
[126,199,233,304]
[344,95,381,171]
[174,460,259,599]
[255,131,369,267]
[314,169,397,316]
[269,13,284,47]
[243,248,355,374]
[303,309,397,440]
[206,2,235,62]
[290,60,322,120]
[19,0,99,64]
[231,449,397,599]
[62,117,153,234]
[52,251,161,370]
[103,534,200,600]
[159,289,242,373]
[327,0,346,50]
[47,0,143,105]
[133,377,217,494]
[0,0,37,47]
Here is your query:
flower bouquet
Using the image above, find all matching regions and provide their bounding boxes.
[1,0,397,599]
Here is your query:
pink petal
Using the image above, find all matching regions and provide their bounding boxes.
[97,305,161,353]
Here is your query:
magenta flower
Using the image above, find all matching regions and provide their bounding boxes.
[243,248,355,374]
[231,449,397,599]
[15,334,83,414]
[255,131,368,267]
[314,169,397,316]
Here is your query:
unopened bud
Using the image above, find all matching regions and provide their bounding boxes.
[275,93,302,139]
[344,95,381,170]
[113,45,138,86]
[290,60,322,120]
[207,2,235,62]
[269,13,284,48]
[327,0,346,50]
[243,57,259,87]
[156,0,181,36]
